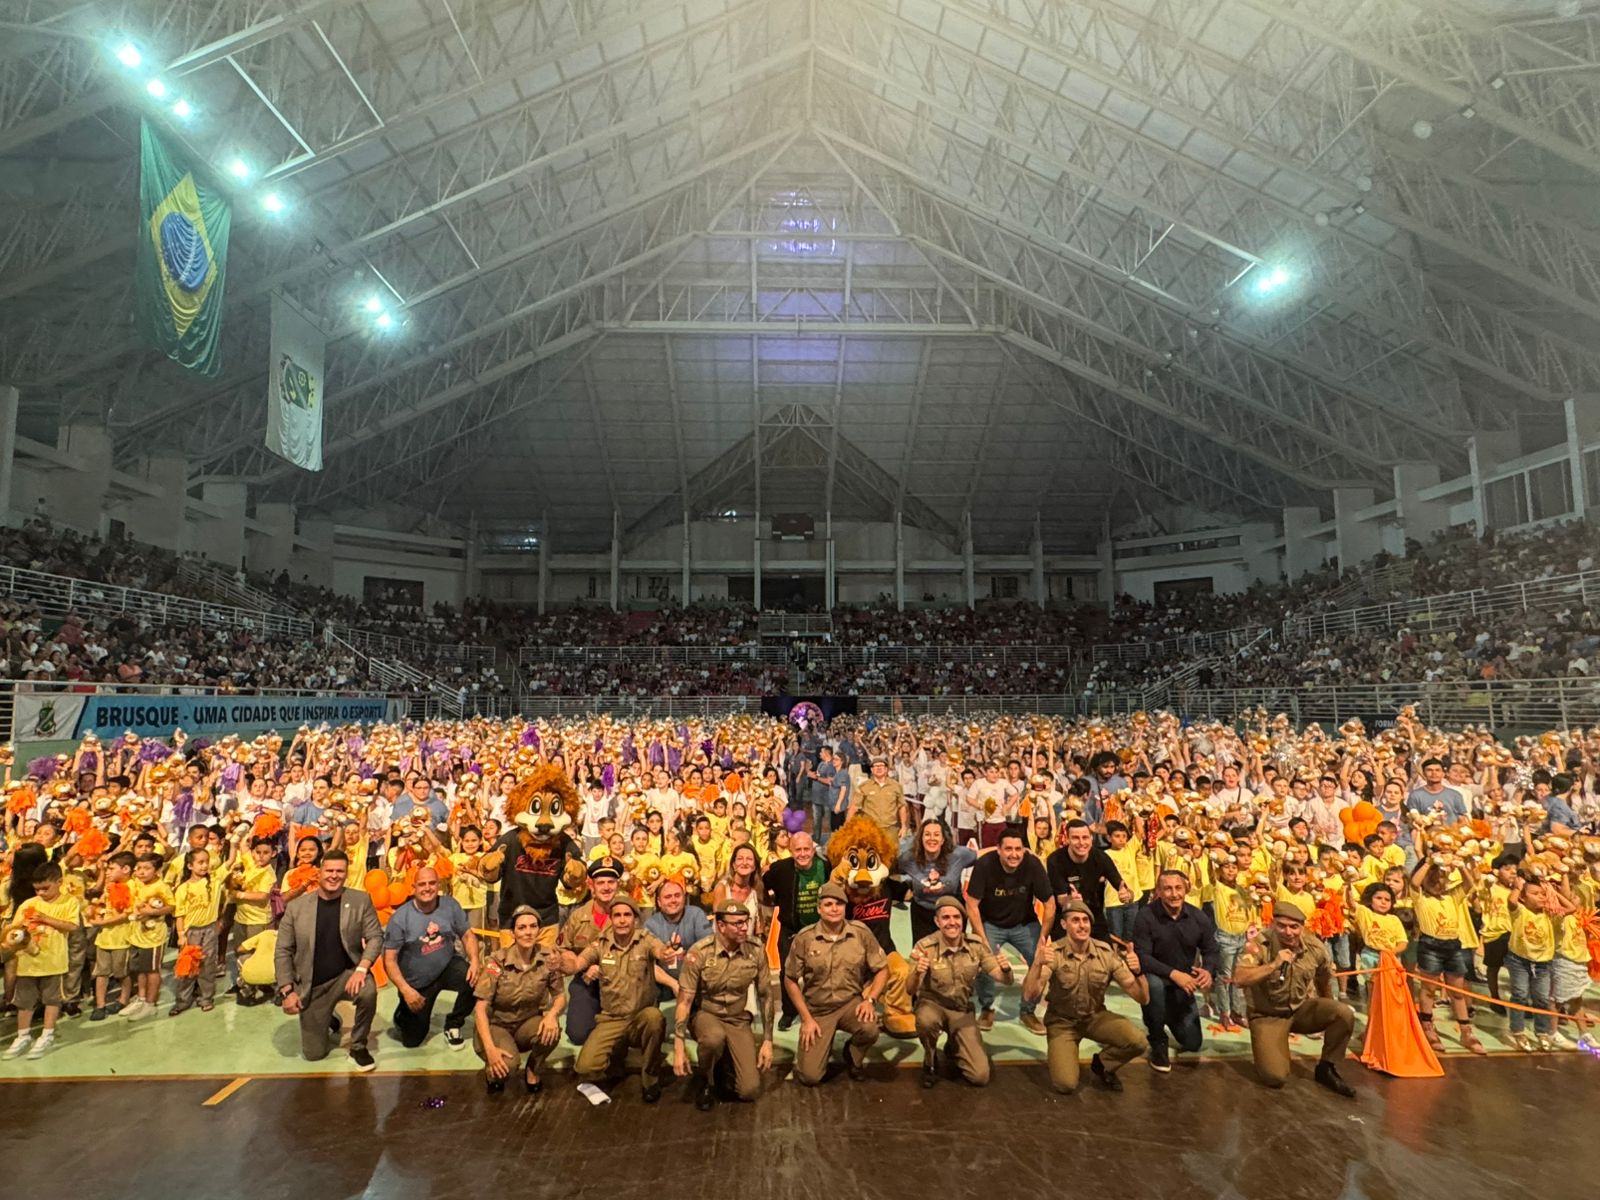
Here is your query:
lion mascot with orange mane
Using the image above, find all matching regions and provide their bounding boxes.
[826,815,917,1037]
[480,764,583,940]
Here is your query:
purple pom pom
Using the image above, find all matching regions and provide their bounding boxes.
[139,740,169,765]
[27,756,57,781]
[782,808,807,833]
[601,763,615,791]
[520,726,540,748]
[357,763,375,780]
[78,750,98,773]
[220,764,241,789]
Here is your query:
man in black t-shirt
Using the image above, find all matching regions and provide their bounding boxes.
[1045,820,1132,941]
[963,828,1055,1035]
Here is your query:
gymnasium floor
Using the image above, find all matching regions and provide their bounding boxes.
[1,907,1593,1198]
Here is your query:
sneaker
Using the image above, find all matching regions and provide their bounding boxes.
[1019,1012,1046,1036]
[89,1007,107,1022]
[1148,1043,1171,1073]
[977,1010,995,1032]
[1546,1031,1576,1051]
[125,999,155,1021]
[105,1001,124,1016]
[2,1034,32,1060]
[444,1026,465,1050]
[1578,1034,1600,1053]
[350,1047,377,1073]
[26,1031,55,1060]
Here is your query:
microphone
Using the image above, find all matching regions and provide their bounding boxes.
[1275,959,1291,984]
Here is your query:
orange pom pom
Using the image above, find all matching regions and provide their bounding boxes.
[174,944,206,978]
[252,812,284,840]
[284,864,319,894]
[105,880,132,911]
[74,828,110,862]
[63,807,92,835]
[6,787,36,816]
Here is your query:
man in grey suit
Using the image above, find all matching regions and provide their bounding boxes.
[274,850,384,1070]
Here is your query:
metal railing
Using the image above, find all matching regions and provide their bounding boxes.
[758,612,834,636]
[1281,567,1600,642]
[1089,623,1276,667]
[333,625,496,672]
[0,563,314,639]
[516,643,1083,668]
[177,559,288,618]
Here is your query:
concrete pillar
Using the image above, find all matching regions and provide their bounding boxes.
[115,453,186,551]
[1567,396,1600,520]
[962,511,975,610]
[609,508,621,612]
[463,512,480,601]
[251,501,296,577]
[824,510,836,609]
[197,479,247,570]
[1332,486,1379,573]
[1030,514,1046,607]
[680,511,691,605]
[1097,515,1114,612]
[1282,505,1324,582]
[1392,462,1449,547]
[1468,431,1521,533]
[53,421,113,535]
[752,511,762,611]
[1240,520,1280,586]
[893,509,905,612]
[537,513,549,616]
[0,385,16,524]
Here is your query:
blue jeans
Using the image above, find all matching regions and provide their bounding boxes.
[1506,952,1554,1036]
[1105,903,1139,943]
[1142,974,1204,1054]
[1211,930,1246,1019]
[976,920,1040,1016]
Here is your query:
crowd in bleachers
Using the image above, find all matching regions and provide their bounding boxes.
[6,517,1600,698]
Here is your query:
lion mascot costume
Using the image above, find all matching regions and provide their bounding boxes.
[825,815,916,1037]
[480,764,582,936]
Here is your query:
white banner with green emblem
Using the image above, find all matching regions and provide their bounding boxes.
[265,292,325,471]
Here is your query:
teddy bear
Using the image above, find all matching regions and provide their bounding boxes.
[825,815,916,1037]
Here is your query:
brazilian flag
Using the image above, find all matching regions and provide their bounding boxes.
[134,119,231,375]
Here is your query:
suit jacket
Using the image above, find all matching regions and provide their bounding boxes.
[274,887,384,994]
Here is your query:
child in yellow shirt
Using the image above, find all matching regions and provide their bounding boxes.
[171,848,224,1015]
[1102,821,1144,942]
[125,852,175,1020]
[88,851,138,1020]
[1209,858,1259,1031]
[4,864,82,1060]
[450,826,491,929]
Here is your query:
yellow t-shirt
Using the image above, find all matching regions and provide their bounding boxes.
[1478,882,1512,941]
[1354,906,1407,954]
[1104,844,1143,906]
[232,861,277,927]
[1557,912,1592,964]
[15,894,81,977]
[93,885,135,951]
[1507,905,1556,963]
[450,853,488,912]
[1413,892,1462,941]
[1212,883,1259,935]
[345,837,371,891]
[127,878,175,950]
[174,877,224,929]
[1356,855,1388,890]
[657,851,697,886]
[1178,853,1211,907]
[236,929,279,986]
[1135,846,1156,892]
[1277,884,1315,912]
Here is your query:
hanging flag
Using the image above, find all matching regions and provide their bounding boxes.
[266,292,325,471]
[134,119,231,375]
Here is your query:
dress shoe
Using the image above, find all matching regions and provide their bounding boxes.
[1091,1054,1122,1092]
[1315,1062,1356,1098]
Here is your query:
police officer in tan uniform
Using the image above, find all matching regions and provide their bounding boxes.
[907,894,1012,1088]
[850,758,908,841]
[783,880,887,1085]
[560,856,622,1045]
[672,899,776,1109]
[560,894,681,1103]
[472,905,565,1095]
[1232,899,1357,1097]
[1022,899,1150,1093]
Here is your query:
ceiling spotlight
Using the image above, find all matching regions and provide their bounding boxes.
[1314,211,1331,227]
[227,157,251,181]
[364,295,383,313]
[1459,104,1477,119]
[1411,119,1433,140]
[171,98,193,119]
[114,42,142,69]
[1355,174,1373,192]
[375,312,395,330]
[1253,265,1293,295]
[1487,73,1507,90]
[1352,203,1366,215]
[146,78,168,99]
[261,192,285,214]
